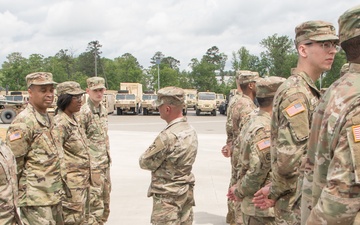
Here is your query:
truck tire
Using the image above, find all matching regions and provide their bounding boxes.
[182,108,187,116]
[212,109,217,116]
[143,108,148,115]
[1,109,16,124]
[117,108,122,115]
[196,109,200,116]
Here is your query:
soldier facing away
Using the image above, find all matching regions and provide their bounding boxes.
[6,72,65,225]
[139,86,198,225]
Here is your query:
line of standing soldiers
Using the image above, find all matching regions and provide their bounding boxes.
[223,5,360,225]
[0,73,111,225]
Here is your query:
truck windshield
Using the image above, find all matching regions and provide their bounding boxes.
[116,94,136,100]
[198,93,216,100]
[142,95,157,100]
[188,94,196,99]
[5,96,24,101]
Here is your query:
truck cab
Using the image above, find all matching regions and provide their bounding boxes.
[195,92,217,116]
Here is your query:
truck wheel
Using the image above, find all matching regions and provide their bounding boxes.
[182,108,187,116]
[196,109,200,116]
[143,108,148,115]
[1,109,16,124]
[212,109,217,116]
[117,108,122,115]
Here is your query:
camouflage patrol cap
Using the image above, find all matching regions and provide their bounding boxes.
[56,81,85,96]
[155,86,185,106]
[256,76,286,98]
[26,72,57,88]
[338,5,360,44]
[87,77,106,90]
[295,20,338,45]
[236,70,260,84]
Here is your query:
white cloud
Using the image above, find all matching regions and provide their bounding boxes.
[0,0,358,71]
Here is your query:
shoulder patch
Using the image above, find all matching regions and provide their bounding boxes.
[9,131,22,142]
[285,102,305,117]
[352,125,360,143]
[257,138,270,151]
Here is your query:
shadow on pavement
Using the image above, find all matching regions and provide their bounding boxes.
[194,211,227,225]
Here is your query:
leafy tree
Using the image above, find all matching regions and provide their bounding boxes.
[1,52,29,90]
[259,34,297,77]
[87,40,102,77]
[231,47,261,73]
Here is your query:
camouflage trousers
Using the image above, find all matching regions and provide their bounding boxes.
[20,202,64,225]
[234,201,243,225]
[242,213,275,225]
[63,187,88,225]
[151,187,195,225]
[0,204,21,225]
[87,167,111,225]
[274,194,300,225]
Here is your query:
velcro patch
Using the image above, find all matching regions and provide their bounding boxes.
[9,131,22,141]
[257,138,270,151]
[285,102,305,117]
[352,125,360,143]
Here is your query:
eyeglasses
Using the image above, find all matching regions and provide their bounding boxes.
[304,41,341,52]
[72,95,83,102]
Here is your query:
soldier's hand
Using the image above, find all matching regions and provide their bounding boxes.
[227,185,240,201]
[252,186,272,209]
[221,144,232,158]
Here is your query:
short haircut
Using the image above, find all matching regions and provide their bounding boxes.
[257,97,274,108]
[341,36,360,61]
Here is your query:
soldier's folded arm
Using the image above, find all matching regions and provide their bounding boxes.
[139,134,168,171]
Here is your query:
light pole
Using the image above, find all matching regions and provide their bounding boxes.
[155,56,161,90]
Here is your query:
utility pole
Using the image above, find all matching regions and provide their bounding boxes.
[156,56,161,90]
[94,45,98,77]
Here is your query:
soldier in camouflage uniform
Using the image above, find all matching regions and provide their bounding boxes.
[222,71,243,158]
[54,81,90,225]
[252,21,339,225]
[139,86,198,225]
[0,139,22,225]
[228,76,285,225]
[6,72,65,224]
[78,77,111,225]
[303,5,360,224]
[227,71,259,225]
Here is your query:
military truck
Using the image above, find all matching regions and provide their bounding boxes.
[114,83,143,115]
[141,91,159,115]
[103,91,116,114]
[195,91,217,116]
[0,91,29,124]
[183,89,197,109]
[216,93,226,109]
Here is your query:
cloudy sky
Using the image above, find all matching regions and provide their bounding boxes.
[1,1,358,71]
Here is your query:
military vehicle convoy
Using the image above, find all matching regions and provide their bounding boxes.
[195,91,217,116]
[115,83,143,115]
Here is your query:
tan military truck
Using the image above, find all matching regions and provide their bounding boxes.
[141,91,159,115]
[183,89,197,109]
[216,93,226,109]
[195,91,217,116]
[114,83,143,115]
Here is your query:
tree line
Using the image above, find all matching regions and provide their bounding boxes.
[0,35,347,95]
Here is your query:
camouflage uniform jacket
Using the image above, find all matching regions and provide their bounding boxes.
[54,110,91,189]
[230,95,257,185]
[78,98,110,169]
[305,63,360,224]
[139,117,198,197]
[0,139,21,224]
[235,110,274,218]
[226,91,243,145]
[6,104,64,206]
[269,69,320,203]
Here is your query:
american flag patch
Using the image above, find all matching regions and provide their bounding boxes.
[257,138,270,151]
[9,131,22,141]
[352,125,360,142]
[285,102,305,117]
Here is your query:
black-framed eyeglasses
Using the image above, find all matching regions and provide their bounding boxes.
[304,41,341,52]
